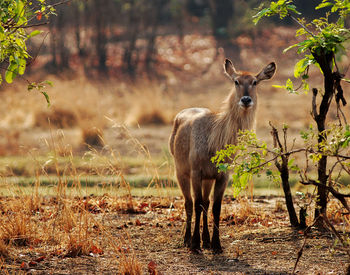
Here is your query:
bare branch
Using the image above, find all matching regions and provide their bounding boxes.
[312,88,318,119]
[300,180,350,212]
[321,214,350,258]
[289,14,316,37]
[292,217,321,274]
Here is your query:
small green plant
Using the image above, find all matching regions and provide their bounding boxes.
[212,130,279,197]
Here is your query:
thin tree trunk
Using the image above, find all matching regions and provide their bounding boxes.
[312,49,334,219]
[280,158,300,227]
[123,0,140,77]
[57,12,69,70]
[145,0,166,74]
[207,0,240,62]
[271,125,300,227]
[94,0,108,73]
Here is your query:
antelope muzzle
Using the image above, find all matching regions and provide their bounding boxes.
[239,96,253,109]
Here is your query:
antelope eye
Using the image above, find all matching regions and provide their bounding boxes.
[252,80,257,86]
[234,80,239,86]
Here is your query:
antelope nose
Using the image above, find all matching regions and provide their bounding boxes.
[241,96,252,106]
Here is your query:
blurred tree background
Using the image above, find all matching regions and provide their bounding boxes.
[21,0,330,81]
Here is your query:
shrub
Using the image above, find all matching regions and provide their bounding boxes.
[81,127,104,148]
[35,108,78,129]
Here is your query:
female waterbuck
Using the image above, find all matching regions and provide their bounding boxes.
[169,58,276,253]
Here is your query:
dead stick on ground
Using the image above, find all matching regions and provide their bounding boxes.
[292,217,321,274]
[321,214,350,258]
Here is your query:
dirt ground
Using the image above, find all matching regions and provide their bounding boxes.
[3,195,349,275]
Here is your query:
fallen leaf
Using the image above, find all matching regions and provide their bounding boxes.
[148,260,157,275]
[20,262,29,270]
[138,202,149,210]
[90,245,104,255]
[271,251,277,256]
[29,261,37,267]
[35,255,46,262]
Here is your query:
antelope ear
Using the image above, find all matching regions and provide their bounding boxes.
[256,62,276,83]
[224,59,238,79]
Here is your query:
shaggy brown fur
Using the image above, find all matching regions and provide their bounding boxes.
[169,58,276,253]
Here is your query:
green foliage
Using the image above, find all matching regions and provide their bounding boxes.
[27,80,53,106]
[253,0,300,24]
[0,0,55,104]
[300,124,350,161]
[254,0,350,93]
[211,131,278,197]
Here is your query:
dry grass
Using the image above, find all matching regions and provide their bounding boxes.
[0,239,9,259]
[112,235,142,275]
[0,121,173,272]
[123,83,175,126]
[34,107,78,129]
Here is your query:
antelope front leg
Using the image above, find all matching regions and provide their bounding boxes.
[184,198,193,247]
[202,180,213,249]
[211,175,228,254]
[191,170,203,253]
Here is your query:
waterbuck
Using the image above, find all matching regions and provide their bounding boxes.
[169,58,276,253]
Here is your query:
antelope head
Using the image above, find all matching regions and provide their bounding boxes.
[224,59,276,110]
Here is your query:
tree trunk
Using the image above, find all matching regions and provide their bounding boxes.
[271,126,300,227]
[280,157,300,227]
[57,12,69,71]
[145,0,166,74]
[123,0,140,77]
[207,0,240,62]
[49,23,57,70]
[312,49,334,219]
[94,0,108,73]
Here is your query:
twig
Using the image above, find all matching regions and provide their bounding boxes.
[245,148,306,172]
[289,14,316,37]
[20,22,50,28]
[336,102,348,126]
[292,217,321,274]
[27,31,50,67]
[321,214,350,258]
[300,180,350,213]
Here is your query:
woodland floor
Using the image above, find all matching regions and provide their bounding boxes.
[2,195,349,275]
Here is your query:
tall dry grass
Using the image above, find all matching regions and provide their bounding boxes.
[0,115,177,273]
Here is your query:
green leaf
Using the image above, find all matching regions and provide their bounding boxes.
[28,30,42,38]
[44,80,53,87]
[18,58,26,75]
[5,62,17,83]
[315,2,333,10]
[218,163,229,173]
[272,84,286,89]
[5,70,14,84]
[286,4,301,15]
[294,57,312,78]
[252,8,270,24]
[41,91,51,107]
